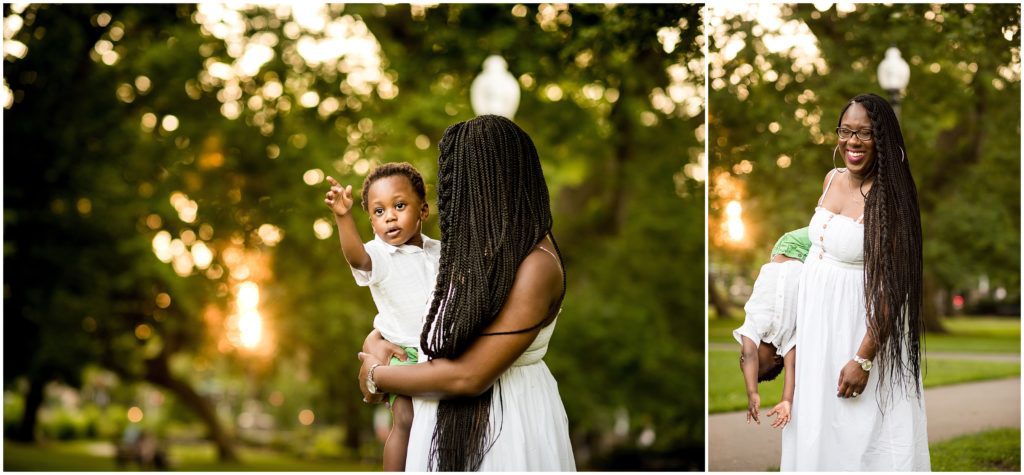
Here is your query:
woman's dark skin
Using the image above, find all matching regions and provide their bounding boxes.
[358,236,563,402]
[826,102,878,399]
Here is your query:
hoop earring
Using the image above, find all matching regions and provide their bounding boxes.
[899,146,906,163]
[832,144,846,173]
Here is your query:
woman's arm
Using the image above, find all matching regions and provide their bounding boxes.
[359,248,562,398]
[837,328,876,398]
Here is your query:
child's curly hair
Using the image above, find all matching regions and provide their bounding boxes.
[360,162,427,211]
[758,357,785,383]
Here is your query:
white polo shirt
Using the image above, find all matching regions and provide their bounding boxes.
[351,234,441,348]
[733,260,801,356]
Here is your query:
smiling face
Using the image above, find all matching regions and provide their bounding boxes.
[838,102,876,176]
[365,175,428,247]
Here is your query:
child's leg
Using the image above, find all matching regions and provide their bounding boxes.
[382,395,414,471]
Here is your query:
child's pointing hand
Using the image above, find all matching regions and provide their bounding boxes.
[325,176,354,217]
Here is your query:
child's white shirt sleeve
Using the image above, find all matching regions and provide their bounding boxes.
[733,318,762,347]
[773,260,801,356]
[733,260,802,355]
[733,262,779,347]
[350,240,391,286]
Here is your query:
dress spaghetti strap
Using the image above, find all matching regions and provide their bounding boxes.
[536,245,564,278]
[817,168,842,206]
[480,243,564,337]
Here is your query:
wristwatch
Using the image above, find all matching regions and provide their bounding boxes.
[366,363,382,394]
[853,355,872,372]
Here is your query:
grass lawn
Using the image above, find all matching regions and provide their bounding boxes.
[709,316,1020,352]
[708,349,1020,413]
[708,317,740,344]
[759,428,1020,472]
[931,428,1021,471]
[3,439,378,471]
[925,316,1020,354]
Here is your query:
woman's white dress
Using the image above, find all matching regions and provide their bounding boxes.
[781,173,930,471]
[406,318,576,471]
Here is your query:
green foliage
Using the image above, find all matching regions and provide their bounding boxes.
[930,428,1021,471]
[4,392,25,432]
[39,407,91,441]
[308,427,346,459]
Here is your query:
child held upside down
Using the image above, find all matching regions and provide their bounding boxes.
[733,227,811,429]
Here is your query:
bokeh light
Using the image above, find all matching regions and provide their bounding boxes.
[127,406,144,423]
[313,218,333,240]
[298,409,315,426]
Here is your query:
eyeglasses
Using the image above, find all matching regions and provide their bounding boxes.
[836,127,873,141]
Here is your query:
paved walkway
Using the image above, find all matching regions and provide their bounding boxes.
[708,377,1021,471]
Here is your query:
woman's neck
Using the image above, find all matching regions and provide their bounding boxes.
[848,170,871,188]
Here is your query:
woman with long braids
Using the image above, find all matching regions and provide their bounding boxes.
[357,114,575,471]
[780,94,930,470]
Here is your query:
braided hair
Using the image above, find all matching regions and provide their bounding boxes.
[837,93,924,400]
[421,115,565,471]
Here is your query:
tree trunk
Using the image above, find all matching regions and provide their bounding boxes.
[143,353,239,462]
[13,375,47,442]
[708,274,736,319]
[921,272,947,334]
[604,80,634,236]
[342,392,362,453]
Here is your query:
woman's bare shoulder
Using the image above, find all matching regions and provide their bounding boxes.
[481,247,563,334]
[514,246,564,300]
[821,168,839,191]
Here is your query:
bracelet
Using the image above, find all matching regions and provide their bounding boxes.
[853,354,872,372]
[367,363,383,394]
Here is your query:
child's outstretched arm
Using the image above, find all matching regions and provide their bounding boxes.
[325,176,371,271]
[768,347,796,428]
[739,336,761,424]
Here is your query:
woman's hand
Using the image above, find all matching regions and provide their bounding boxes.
[358,352,387,404]
[362,329,409,365]
[837,360,869,398]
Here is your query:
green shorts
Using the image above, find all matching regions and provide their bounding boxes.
[388,346,418,407]
[770,227,812,262]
